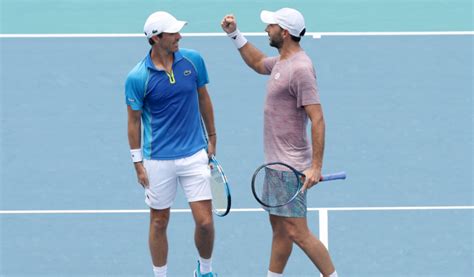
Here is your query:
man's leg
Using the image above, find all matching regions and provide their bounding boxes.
[283,217,336,276]
[149,208,171,267]
[189,200,214,274]
[268,215,293,274]
[189,200,214,258]
[179,149,215,274]
[142,158,179,277]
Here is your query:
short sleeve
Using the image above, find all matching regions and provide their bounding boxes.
[290,65,320,108]
[195,55,209,88]
[124,60,148,111]
[263,56,279,75]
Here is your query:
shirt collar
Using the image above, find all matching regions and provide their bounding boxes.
[145,50,184,71]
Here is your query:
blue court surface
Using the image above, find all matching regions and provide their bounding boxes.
[1,1,473,276]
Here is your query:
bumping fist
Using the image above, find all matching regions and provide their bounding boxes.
[221,14,237,34]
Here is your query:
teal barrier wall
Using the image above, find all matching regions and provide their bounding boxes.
[1,0,472,33]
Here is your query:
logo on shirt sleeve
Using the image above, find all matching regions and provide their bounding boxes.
[184,70,192,76]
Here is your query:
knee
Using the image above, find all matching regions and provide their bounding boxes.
[287,227,308,245]
[196,218,214,235]
[286,227,299,242]
[150,216,169,232]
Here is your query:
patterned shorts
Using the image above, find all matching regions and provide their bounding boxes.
[262,167,307,218]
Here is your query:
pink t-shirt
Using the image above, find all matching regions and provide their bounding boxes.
[262,51,320,171]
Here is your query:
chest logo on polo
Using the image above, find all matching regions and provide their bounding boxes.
[274,72,281,80]
[184,70,192,76]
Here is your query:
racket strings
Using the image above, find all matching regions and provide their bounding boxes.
[209,162,229,215]
[255,166,300,207]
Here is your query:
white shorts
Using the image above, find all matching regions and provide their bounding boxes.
[143,149,212,210]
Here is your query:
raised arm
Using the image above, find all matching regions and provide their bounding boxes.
[221,14,268,74]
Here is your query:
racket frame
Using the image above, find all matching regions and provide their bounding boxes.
[209,155,232,217]
[251,162,305,208]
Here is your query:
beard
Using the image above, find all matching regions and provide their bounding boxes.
[269,35,283,49]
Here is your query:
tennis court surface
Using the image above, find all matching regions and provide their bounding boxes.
[1,1,472,276]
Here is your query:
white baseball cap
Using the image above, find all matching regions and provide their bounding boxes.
[260,8,306,37]
[143,11,187,38]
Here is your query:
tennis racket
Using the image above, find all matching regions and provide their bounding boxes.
[209,155,232,217]
[251,162,346,208]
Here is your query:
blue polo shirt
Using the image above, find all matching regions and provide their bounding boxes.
[125,48,208,160]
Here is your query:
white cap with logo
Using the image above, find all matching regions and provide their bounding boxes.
[260,8,306,37]
[144,11,187,38]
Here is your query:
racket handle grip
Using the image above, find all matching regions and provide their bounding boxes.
[321,172,346,181]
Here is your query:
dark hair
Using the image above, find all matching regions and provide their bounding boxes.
[290,35,301,42]
[147,33,163,45]
[290,28,306,42]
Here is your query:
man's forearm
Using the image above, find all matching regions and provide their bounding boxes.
[311,119,325,169]
[238,42,267,74]
[128,117,142,150]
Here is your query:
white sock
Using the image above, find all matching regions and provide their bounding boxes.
[199,257,212,274]
[153,264,167,277]
[329,270,338,277]
[267,270,283,277]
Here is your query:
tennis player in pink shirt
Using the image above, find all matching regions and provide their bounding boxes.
[221,8,338,277]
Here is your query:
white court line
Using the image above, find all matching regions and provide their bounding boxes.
[0,31,473,39]
[318,209,329,246]
[1,206,472,214]
[3,207,469,277]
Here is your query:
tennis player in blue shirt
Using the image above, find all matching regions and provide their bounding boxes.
[125,11,217,277]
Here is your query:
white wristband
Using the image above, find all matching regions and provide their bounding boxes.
[227,29,248,49]
[130,149,143,163]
